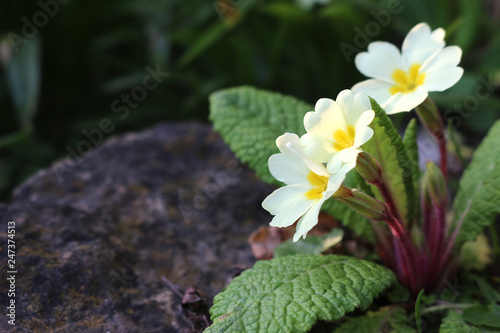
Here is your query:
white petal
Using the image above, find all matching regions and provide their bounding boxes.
[421,46,463,91]
[431,27,445,41]
[352,79,393,108]
[353,110,375,148]
[355,42,403,83]
[326,148,359,174]
[262,184,315,228]
[336,90,372,127]
[300,133,334,164]
[293,199,324,241]
[354,110,375,131]
[276,132,329,177]
[304,100,347,139]
[276,132,301,154]
[402,23,445,67]
[384,86,428,114]
[421,46,462,71]
[336,89,355,119]
[326,163,351,192]
[268,153,309,185]
[314,98,334,113]
[424,67,464,92]
[350,92,373,124]
[354,126,374,148]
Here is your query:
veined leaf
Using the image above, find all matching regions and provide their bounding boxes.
[362,98,415,225]
[206,254,395,332]
[332,307,413,333]
[453,120,500,247]
[210,86,311,184]
[439,311,483,333]
[402,118,420,222]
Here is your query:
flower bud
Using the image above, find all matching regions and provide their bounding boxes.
[423,161,447,208]
[356,152,382,184]
[415,98,444,139]
[335,188,388,221]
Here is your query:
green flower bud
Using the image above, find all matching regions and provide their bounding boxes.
[415,98,444,138]
[356,152,382,184]
[335,187,388,221]
[424,161,447,208]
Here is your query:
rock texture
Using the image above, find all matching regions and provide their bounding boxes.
[0,122,274,332]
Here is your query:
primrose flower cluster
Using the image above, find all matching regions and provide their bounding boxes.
[262,90,375,241]
[262,22,463,243]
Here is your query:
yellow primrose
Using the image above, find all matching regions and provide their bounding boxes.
[300,90,375,174]
[262,133,353,241]
[352,23,463,114]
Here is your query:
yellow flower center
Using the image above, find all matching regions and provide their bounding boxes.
[389,64,426,95]
[305,171,328,200]
[333,125,355,151]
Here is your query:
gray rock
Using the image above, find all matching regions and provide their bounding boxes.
[0,122,274,332]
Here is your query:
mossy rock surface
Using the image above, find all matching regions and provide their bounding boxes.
[0,122,273,332]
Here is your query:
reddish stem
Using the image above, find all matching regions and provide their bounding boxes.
[375,179,405,228]
[386,215,419,296]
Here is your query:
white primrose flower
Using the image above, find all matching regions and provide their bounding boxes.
[352,22,463,114]
[300,90,375,174]
[262,133,353,241]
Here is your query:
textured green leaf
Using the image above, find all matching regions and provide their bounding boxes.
[362,98,415,225]
[453,120,500,247]
[402,118,420,222]
[332,307,413,333]
[440,311,483,333]
[274,229,344,257]
[207,254,395,332]
[210,86,311,184]
[463,305,500,328]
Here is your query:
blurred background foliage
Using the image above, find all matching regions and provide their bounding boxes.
[0,0,499,202]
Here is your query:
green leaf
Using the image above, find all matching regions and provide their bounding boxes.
[415,289,425,333]
[4,37,41,130]
[387,282,410,304]
[440,311,483,333]
[453,0,482,55]
[210,86,312,184]
[206,254,395,332]
[476,278,500,304]
[332,307,413,333]
[453,120,500,247]
[463,304,500,328]
[274,229,344,257]
[362,99,415,225]
[402,118,420,222]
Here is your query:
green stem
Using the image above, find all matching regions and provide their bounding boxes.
[420,303,473,315]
